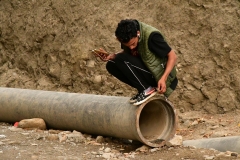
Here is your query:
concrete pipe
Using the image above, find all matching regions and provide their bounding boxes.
[183,136,240,153]
[0,87,177,147]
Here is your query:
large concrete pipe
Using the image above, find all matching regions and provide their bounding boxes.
[183,136,240,153]
[0,87,177,147]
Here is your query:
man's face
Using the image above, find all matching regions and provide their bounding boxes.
[122,36,138,50]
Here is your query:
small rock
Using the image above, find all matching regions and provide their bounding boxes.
[36,134,45,140]
[210,125,219,130]
[203,155,215,160]
[31,155,39,159]
[104,147,111,153]
[111,149,120,154]
[86,137,92,141]
[18,118,46,130]
[86,60,95,68]
[127,153,135,158]
[188,146,197,149]
[99,146,104,151]
[168,147,174,150]
[60,131,72,134]
[83,133,92,138]
[191,120,198,126]
[46,134,59,141]
[1,139,10,142]
[183,120,191,127]
[0,135,6,139]
[58,134,67,142]
[0,142,5,145]
[72,130,82,134]
[93,75,102,84]
[216,152,229,157]
[8,126,23,132]
[210,131,226,138]
[92,142,101,146]
[136,145,150,152]
[102,153,114,159]
[166,135,183,147]
[31,143,38,146]
[124,153,129,156]
[8,141,21,145]
[91,151,97,155]
[96,136,105,143]
[150,148,158,152]
[199,129,206,135]
[21,133,30,136]
[69,142,77,146]
[179,107,185,113]
[67,131,86,143]
[115,89,123,94]
[219,121,228,127]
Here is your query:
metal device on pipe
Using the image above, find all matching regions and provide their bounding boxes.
[0,87,177,147]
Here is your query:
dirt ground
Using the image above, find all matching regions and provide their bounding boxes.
[0,110,240,160]
[0,0,240,159]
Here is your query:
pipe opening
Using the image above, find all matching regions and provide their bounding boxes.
[138,98,176,144]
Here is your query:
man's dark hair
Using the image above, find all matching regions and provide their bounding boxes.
[115,19,138,43]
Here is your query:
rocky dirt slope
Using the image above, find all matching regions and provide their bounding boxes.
[0,0,240,159]
[1,0,240,113]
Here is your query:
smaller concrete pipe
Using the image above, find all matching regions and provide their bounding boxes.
[183,136,240,153]
[0,87,177,147]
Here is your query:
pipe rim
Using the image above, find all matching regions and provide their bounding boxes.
[135,96,177,147]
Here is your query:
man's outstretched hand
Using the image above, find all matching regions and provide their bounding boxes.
[90,48,116,62]
[98,48,116,62]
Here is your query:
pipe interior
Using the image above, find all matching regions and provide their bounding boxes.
[139,99,174,141]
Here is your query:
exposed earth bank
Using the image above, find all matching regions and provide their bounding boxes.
[0,0,240,159]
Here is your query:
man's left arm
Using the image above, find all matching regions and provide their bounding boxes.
[148,32,177,93]
[157,50,177,93]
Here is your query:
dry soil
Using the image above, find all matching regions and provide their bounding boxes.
[0,0,240,160]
